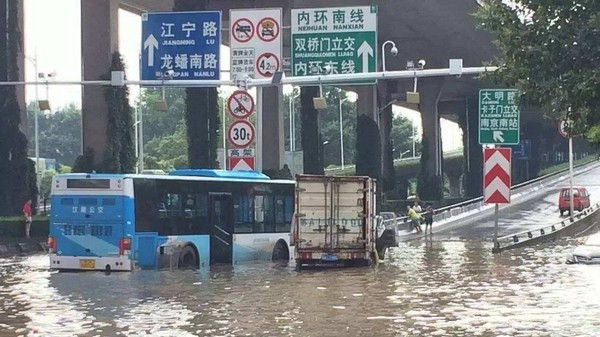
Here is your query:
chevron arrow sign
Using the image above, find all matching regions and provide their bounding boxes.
[483,148,511,204]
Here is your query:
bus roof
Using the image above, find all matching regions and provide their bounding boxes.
[56,171,295,185]
[169,169,270,180]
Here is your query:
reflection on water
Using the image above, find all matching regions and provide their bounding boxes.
[1,237,600,337]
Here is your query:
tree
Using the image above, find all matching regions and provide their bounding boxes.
[476,0,600,139]
[72,53,135,173]
[0,0,37,215]
[144,123,188,171]
[102,52,136,173]
[174,0,220,169]
[390,116,419,159]
[27,103,82,167]
[138,88,186,143]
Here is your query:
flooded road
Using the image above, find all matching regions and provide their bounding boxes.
[2,238,600,336]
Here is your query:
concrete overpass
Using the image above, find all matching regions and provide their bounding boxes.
[18,0,496,199]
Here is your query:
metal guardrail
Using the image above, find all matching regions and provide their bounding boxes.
[379,158,600,231]
[495,202,600,251]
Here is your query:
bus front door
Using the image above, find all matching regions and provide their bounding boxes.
[209,194,234,264]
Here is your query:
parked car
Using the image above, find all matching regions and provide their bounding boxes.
[558,186,591,215]
[567,233,600,264]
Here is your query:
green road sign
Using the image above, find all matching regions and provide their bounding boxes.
[291,6,377,80]
[479,89,520,145]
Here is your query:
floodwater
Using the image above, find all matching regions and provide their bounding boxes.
[1,238,600,337]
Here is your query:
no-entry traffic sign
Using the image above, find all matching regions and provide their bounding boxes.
[257,17,280,42]
[558,119,573,138]
[227,90,254,119]
[232,18,254,43]
[484,148,511,204]
[227,120,255,148]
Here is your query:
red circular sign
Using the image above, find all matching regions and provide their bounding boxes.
[227,120,255,148]
[558,120,572,138]
[257,17,280,42]
[232,18,254,43]
[256,53,280,78]
[227,90,255,119]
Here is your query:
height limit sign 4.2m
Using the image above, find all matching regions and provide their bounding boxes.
[479,89,520,145]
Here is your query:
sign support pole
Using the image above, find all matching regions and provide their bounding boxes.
[256,87,263,172]
[569,136,574,217]
[222,100,227,169]
[494,204,499,247]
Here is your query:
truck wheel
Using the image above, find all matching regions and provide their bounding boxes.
[272,240,289,263]
[178,245,199,269]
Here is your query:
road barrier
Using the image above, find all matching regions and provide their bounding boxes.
[494,202,600,252]
[379,159,600,234]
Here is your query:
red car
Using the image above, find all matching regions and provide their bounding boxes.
[559,187,591,215]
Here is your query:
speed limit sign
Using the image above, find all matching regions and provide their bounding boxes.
[228,120,255,148]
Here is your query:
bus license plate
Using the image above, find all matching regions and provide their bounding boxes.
[322,255,338,261]
[79,259,95,269]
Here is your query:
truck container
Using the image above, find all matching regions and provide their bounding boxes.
[292,175,377,268]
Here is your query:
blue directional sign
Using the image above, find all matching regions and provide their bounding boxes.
[512,139,531,160]
[141,11,221,81]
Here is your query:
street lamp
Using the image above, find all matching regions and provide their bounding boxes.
[25,54,55,196]
[25,55,41,193]
[381,40,398,72]
[289,90,299,152]
[339,95,347,169]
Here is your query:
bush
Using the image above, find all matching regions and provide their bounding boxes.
[0,216,49,238]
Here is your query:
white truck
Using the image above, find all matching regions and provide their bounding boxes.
[292,175,378,268]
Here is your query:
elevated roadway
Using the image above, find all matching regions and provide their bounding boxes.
[432,163,600,241]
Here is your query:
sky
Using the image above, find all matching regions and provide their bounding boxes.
[23,0,463,151]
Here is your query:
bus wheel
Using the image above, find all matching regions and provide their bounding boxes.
[178,245,199,270]
[272,240,289,263]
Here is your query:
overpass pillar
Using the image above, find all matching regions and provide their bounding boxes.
[379,80,398,191]
[417,78,444,200]
[15,0,25,133]
[355,85,380,179]
[260,86,284,172]
[80,0,120,164]
[459,95,483,198]
[300,86,323,175]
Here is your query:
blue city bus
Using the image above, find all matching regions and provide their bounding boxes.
[49,170,295,271]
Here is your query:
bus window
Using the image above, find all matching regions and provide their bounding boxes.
[274,195,293,233]
[234,194,253,233]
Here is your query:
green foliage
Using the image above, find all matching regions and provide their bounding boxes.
[145,123,188,171]
[587,124,600,146]
[39,170,56,199]
[391,116,419,158]
[72,147,96,173]
[58,165,72,174]
[476,0,600,134]
[0,217,49,238]
[139,88,186,143]
[0,1,37,216]
[26,103,81,166]
[102,52,136,173]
